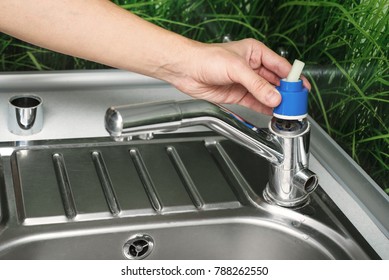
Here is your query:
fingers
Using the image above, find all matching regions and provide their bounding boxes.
[300,75,311,91]
[260,45,312,90]
[257,67,282,86]
[218,83,274,115]
[255,42,292,79]
[229,61,281,108]
[237,93,273,115]
[221,39,311,91]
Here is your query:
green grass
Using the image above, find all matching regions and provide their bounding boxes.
[1,0,388,193]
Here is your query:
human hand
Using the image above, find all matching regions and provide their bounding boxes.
[0,0,309,115]
[169,39,311,115]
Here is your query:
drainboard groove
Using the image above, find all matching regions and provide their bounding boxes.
[52,153,77,219]
[91,151,121,216]
[129,148,163,212]
[205,142,261,206]
[166,146,204,209]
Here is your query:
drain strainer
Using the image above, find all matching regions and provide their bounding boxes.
[123,234,154,260]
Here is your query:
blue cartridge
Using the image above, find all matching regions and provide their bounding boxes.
[273,79,308,120]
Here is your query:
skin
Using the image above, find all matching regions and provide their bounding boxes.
[0,0,310,115]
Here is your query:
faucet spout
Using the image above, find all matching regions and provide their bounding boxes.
[105,100,283,163]
[105,100,318,207]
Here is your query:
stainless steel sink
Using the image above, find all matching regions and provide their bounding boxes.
[0,70,387,259]
[0,135,378,259]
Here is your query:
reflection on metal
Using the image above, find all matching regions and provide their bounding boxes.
[91,151,121,216]
[52,153,77,219]
[8,95,43,135]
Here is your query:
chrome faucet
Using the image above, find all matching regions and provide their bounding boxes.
[105,100,318,207]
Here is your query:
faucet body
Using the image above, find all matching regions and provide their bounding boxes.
[105,100,318,207]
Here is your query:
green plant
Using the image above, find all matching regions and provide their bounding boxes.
[0,0,388,193]
[275,0,388,193]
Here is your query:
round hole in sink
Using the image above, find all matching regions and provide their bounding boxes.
[10,95,42,108]
[123,234,154,260]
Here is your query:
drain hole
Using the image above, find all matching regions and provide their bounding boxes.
[129,240,149,258]
[123,234,154,260]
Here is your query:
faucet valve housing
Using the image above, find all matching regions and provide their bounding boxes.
[264,118,318,207]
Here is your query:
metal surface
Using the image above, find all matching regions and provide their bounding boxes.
[105,100,283,163]
[0,71,179,142]
[8,95,43,135]
[105,100,317,207]
[0,136,377,259]
[0,70,388,259]
[123,234,154,260]
[266,118,317,206]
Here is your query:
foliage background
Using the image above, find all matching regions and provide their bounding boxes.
[1,0,388,192]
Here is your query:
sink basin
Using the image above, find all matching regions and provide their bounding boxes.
[0,135,377,259]
[0,70,387,259]
[0,212,371,260]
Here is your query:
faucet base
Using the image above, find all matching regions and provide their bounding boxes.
[264,118,318,208]
[263,184,311,208]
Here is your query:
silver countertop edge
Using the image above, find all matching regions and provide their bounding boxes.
[309,118,389,259]
[0,69,163,91]
[310,154,389,259]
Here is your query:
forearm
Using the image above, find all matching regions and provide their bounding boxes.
[1,0,297,114]
[0,0,195,81]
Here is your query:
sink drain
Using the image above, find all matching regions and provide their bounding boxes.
[123,234,154,260]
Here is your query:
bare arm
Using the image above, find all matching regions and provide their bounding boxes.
[0,0,308,114]
[0,0,190,79]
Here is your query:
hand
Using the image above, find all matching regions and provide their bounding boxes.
[0,1,310,116]
[169,39,311,115]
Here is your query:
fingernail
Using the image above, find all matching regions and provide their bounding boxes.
[266,89,281,106]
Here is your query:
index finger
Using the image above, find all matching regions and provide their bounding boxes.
[259,44,311,90]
